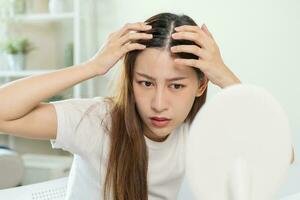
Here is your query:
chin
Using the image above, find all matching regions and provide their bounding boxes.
[149,125,172,137]
[143,118,176,138]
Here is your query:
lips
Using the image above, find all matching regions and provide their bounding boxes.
[150,117,171,121]
[150,117,171,128]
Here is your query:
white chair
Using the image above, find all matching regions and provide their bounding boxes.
[0,147,24,189]
[0,177,68,200]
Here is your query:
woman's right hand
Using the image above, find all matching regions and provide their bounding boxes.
[85,22,153,76]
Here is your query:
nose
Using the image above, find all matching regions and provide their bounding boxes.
[151,88,168,113]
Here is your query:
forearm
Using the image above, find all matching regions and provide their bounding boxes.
[220,72,241,89]
[221,76,241,88]
[0,63,100,121]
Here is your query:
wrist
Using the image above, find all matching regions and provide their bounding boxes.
[218,64,241,89]
[82,60,106,77]
[220,74,241,89]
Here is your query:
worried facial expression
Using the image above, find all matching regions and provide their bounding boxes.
[133,48,207,142]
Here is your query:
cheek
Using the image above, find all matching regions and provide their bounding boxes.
[133,84,143,103]
[133,85,147,114]
[179,98,194,111]
[174,93,196,118]
[133,81,143,96]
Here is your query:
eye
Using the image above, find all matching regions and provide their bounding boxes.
[170,84,185,90]
[138,81,153,88]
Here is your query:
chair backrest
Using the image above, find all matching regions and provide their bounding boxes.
[0,148,24,189]
[0,177,68,200]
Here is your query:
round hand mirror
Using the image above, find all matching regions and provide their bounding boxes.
[186,84,292,200]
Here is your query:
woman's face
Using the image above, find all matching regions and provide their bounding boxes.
[133,48,207,142]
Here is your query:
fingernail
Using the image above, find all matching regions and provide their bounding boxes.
[146,25,152,29]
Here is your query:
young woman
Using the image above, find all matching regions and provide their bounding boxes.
[0,13,241,199]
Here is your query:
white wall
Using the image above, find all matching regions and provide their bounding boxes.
[94,0,300,198]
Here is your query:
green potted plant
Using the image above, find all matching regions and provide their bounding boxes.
[0,37,34,71]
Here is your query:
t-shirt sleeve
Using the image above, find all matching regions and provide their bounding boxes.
[49,96,109,155]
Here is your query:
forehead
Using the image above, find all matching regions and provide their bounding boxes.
[134,48,196,79]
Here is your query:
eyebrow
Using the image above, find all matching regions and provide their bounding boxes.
[135,72,188,81]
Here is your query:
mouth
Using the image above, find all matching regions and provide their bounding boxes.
[150,117,171,128]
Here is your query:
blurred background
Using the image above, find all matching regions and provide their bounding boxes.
[0,0,299,199]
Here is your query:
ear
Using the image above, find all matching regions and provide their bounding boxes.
[196,76,209,97]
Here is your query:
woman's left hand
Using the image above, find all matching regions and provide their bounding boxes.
[170,24,241,89]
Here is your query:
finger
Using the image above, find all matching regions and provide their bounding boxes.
[201,24,214,40]
[117,22,152,37]
[118,32,153,46]
[175,25,201,33]
[170,45,206,59]
[120,43,146,55]
[171,31,210,49]
[175,24,215,42]
[174,58,206,71]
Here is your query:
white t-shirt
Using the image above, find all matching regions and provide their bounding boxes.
[50,96,190,200]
